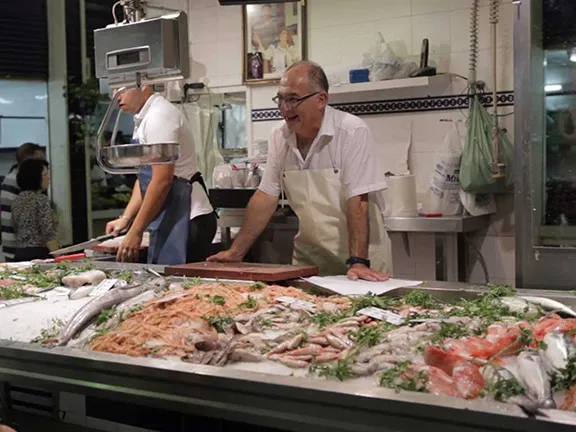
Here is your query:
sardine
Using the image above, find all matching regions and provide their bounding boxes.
[68,285,95,300]
[483,365,537,407]
[57,284,145,346]
[520,296,576,318]
[499,297,541,319]
[516,351,556,409]
[542,330,576,371]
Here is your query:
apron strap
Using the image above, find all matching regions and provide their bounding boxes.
[188,172,219,219]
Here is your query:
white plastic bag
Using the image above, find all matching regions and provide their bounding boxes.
[362,32,400,81]
[459,191,496,216]
[425,124,463,216]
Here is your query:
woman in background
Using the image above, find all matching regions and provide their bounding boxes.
[264,28,299,74]
[11,159,59,261]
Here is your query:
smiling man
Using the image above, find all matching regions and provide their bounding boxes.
[209,61,390,281]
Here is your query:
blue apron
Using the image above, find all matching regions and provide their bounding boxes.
[137,165,192,265]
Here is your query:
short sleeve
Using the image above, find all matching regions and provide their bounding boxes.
[37,195,56,242]
[258,129,285,197]
[142,106,180,144]
[341,126,387,199]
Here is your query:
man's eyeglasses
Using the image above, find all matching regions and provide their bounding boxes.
[272,92,318,110]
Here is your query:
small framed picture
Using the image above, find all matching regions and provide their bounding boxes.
[242,1,307,85]
[247,52,264,80]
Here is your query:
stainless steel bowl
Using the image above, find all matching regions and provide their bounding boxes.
[101,143,180,168]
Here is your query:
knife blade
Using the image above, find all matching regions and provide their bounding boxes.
[50,233,117,256]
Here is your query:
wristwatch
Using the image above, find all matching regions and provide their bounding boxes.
[346,256,371,268]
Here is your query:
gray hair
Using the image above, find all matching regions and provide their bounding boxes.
[286,60,329,93]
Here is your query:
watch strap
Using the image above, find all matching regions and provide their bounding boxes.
[346,256,371,268]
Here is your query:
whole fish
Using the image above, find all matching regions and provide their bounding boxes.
[61,270,107,289]
[100,289,157,331]
[57,284,145,346]
[520,296,576,318]
[516,351,556,409]
[542,330,576,371]
[499,297,541,319]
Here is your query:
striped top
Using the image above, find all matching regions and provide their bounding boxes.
[1,171,19,261]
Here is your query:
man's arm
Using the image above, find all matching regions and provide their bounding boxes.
[129,165,173,235]
[210,190,278,261]
[347,193,370,259]
[119,180,142,221]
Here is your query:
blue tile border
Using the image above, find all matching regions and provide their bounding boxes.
[252,90,514,122]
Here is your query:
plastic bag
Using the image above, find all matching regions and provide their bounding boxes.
[362,32,400,81]
[459,190,496,216]
[425,124,463,216]
[460,96,514,193]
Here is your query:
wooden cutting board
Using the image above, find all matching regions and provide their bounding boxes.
[164,262,319,282]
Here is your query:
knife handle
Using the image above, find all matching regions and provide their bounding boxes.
[54,253,87,263]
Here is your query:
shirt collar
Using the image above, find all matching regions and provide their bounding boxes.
[282,105,335,148]
[133,93,160,125]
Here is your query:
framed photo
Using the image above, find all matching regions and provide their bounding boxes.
[242,1,307,85]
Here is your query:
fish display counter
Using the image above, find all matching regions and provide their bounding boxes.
[0,261,576,431]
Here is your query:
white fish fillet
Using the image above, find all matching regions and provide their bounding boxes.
[62,270,107,289]
[68,285,95,300]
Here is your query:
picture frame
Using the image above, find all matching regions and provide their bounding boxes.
[242,1,308,85]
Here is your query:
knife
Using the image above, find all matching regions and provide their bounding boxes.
[50,231,126,256]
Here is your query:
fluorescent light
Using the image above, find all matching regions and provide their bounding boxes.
[571,53,576,62]
[545,84,562,92]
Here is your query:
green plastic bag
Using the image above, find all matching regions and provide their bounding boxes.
[460,96,514,193]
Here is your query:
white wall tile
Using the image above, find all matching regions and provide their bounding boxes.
[411,0,455,17]
[309,0,410,29]
[309,27,342,68]
[217,39,243,77]
[251,85,278,109]
[252,120,283,142]
[408,151,434,199]
[411,12,452,56]
[410,112,454,153]
[373,17,412,59]
[190,42,219,82]
[217,5,242,41]
[338,23,378,66]
[189,0,218,10]
[189,6,218,44]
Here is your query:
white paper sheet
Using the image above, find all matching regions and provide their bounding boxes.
[304,275,423,296]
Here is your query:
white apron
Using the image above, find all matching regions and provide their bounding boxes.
[281,154,391,276]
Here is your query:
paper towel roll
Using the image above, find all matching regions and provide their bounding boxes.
[387,175,418,217]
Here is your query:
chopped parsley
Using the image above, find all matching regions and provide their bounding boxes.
[350,326,382,348]
[492,377,525,402]
[184,277,202,288]
[379,361,428,393]
[203,315,233,333]
[403,290,440,308]
[240,295,258,309]
[209,295,226,306]
[96,308,116,326]
[311,310,350,329]
[430,322,472,343]
[250,281,266,291]
[314,359,353,381]
[30,318,65,344]
[552,355,576,391]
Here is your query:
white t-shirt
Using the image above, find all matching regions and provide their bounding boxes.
[133,94,213,219]
[259,105,387,203]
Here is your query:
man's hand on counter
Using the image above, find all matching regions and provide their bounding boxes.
[117,230,143,262]
[207,249,244,263]
[347,263,390,282]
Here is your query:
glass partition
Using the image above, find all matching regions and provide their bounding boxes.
[515,0,576,288]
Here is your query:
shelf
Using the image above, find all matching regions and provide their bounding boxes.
[383,215,490,233]
[329,75,450,95]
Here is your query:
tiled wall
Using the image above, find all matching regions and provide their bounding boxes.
[148,0,516,285]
